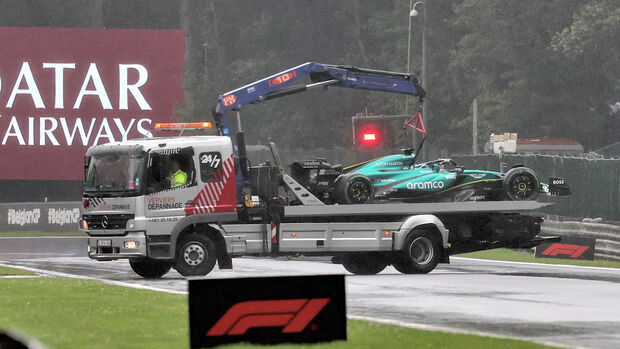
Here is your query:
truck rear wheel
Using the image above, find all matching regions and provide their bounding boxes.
[175,233,217,277]
[342,253,387,275]
[393,230,441,274]
[129,258,171,279]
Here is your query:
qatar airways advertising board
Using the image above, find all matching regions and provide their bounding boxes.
[0,27,184,181]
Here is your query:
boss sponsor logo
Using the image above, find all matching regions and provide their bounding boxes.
[406,181,444,190]
[48,208,80,226]
[445,174,456,180]
[7,208,41,225]
[552,179,565,185]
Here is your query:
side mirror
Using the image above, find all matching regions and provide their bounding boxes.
[83,156,91,182]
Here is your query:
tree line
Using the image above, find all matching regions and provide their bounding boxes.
[1,0,618,154]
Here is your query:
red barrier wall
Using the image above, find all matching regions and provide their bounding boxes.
[0,27,185,181]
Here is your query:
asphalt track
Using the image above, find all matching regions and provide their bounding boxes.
[1,237,620,349]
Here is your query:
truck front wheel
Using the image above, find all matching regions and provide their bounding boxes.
[129,258,171,279]
[175,233,217,277]
[342,253,388,275]
[393,230,441,274]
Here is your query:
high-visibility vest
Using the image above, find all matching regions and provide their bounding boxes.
[170,169,188,188]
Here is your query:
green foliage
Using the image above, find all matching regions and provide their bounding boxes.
[0,276,553,348]
[0,278,188,349]
[1,0,617,152]
[0,265,36,276]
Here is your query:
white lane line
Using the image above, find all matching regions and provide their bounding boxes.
[0,262,187,295]
[0,236,87,239]
[453,257,620,272]
[0,275,41,279]
[0,253,77,256]
[347,315,581,349]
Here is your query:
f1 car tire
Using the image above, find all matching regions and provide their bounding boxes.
[175,233,217,277]
[393,229,441,274]
[129,258,171,279]
[503,167,539,201]
[342,253,388,275]
[336,173,374,204]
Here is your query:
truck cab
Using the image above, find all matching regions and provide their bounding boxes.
[81,135,237,264]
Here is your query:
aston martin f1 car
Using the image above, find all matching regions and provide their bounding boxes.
[289,150,570,204]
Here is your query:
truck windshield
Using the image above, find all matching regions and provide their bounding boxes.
[84,153,146,195]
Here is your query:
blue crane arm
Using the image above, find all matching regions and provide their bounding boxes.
[212,62,425,135]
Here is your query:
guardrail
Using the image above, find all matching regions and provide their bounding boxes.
[541,220,620,261]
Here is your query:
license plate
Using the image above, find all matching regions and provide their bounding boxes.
[97,240,112,247]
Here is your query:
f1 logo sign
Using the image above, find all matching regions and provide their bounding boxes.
[189,275,346,348]
[535,236,595,261]
[541,243,589,258]
[207,298,330,336]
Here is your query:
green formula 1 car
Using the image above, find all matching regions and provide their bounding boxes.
[289,149,570,204]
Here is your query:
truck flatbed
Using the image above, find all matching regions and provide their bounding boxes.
[284,201,551,217]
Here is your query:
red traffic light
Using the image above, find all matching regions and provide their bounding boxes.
[357,123,382,148]
[362,132,377,141]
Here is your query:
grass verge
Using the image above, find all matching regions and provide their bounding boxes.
[227,319,554,348]
[0,275,555,349]
[0,231,85,237]
[457,248,620,268]
[0,265,36,276]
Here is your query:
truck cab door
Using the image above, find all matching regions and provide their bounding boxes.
[145,147,197,224]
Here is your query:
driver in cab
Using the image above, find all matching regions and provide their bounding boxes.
[169,158,187,188]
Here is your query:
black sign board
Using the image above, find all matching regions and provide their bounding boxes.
[535,235,596,260]
[189,275,346,348]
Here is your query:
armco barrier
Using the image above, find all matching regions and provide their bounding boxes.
[0,202,81,233]
[541,220,620,261]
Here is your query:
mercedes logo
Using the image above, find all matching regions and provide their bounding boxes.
[101,215,109,228]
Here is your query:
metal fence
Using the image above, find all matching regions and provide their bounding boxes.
[450,154,620,221]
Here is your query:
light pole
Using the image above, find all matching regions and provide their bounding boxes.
[410,1,426,159]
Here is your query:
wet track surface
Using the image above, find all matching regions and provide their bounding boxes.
[1,237,620,349]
